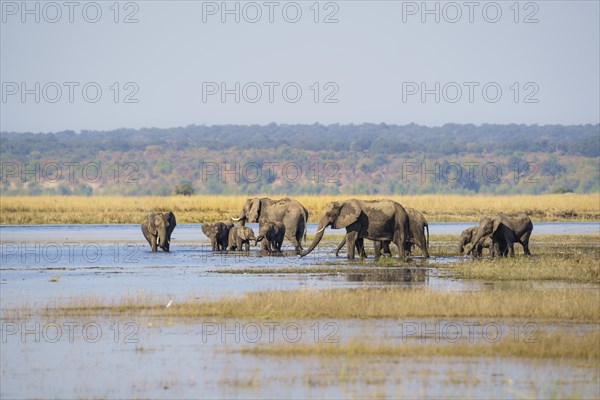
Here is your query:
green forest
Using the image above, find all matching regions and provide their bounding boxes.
[1,123,598,196]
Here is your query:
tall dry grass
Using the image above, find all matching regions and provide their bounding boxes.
[1,194,599,224]
[238,331,600,360]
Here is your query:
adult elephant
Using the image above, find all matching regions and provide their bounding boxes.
[334,207,428,258]
[141,211,176,252]
[404,208,429,257]
[232,197,308,252]
[467,213,533,257]
[301,199,410,261]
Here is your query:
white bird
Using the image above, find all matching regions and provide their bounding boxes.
[166,299,173,308]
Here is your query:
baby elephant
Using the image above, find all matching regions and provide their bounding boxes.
[256,221,286,253]
[202,221,234,251]
[141,211,176,252]
[228,226,256,251]
[459,226,492,257]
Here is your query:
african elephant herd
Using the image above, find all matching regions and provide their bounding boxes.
[141,197,534,260]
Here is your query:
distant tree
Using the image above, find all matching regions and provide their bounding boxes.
[174,184,194,196]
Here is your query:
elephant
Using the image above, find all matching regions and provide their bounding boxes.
[334,207,428,258]
[467,213,533,257]
[403,208,430,257]
[255,221,286,254]
[232,197,308,252]
[202,221,234,251]
[228,226,256,251]
[459,226,492,257]
[141,211,176,252]
[301,199,410,261]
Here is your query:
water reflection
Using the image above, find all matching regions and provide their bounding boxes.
[346,267,428,283]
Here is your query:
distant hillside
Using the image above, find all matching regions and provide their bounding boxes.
[1,123,598,195]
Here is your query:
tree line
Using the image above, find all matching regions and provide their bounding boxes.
[1,123,598,195]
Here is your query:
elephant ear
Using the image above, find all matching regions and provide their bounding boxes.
[334,201,361,229]
[492,216,503,234]
[250,199,262,221]
[166,211,176,228]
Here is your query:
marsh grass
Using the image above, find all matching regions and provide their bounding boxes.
[448,255,600,283]
[1,194,599,224]
[5,288,596,322]
[237,331,600,360]
[211,234,600,283]
[444,234,600,283]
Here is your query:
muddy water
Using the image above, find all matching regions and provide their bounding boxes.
[1,223,599,399]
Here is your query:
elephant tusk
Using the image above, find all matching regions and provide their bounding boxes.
[315,226,326,235]
[231,217,242,221]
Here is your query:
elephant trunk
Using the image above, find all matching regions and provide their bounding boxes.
[300,222,327,257]
[255,235,264,246]
[467,232,485,255]
[158,227,167,248]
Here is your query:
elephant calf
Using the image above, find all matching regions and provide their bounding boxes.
[141,211,176,252]
[202,221,234,251]
[256,221,286,254]
[228,226,256,251]
[459,226,492,257]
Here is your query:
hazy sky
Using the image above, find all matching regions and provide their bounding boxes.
[1,0,599,132]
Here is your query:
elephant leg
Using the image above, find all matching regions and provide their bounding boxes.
[287,230,303,252]
[261,240,270,252]
[346,231,358,260]
[403,242,411,257]
[418,236,430,258]
[382,241,392,256]
[393,237,407,261]
[151,238,158,253]
[355,238,366,258]
[335,236,346,257]
[508,242,515,257]
[519,232,532,256]
[359,239,367,258]
[373,240,382,260]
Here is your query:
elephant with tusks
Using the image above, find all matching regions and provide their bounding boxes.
[141,211,176,252]
[301,199,410,261]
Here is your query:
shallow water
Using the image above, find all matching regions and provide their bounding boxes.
[0,223,597,308]
[1,223,598,399]
[1,316,598,399]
